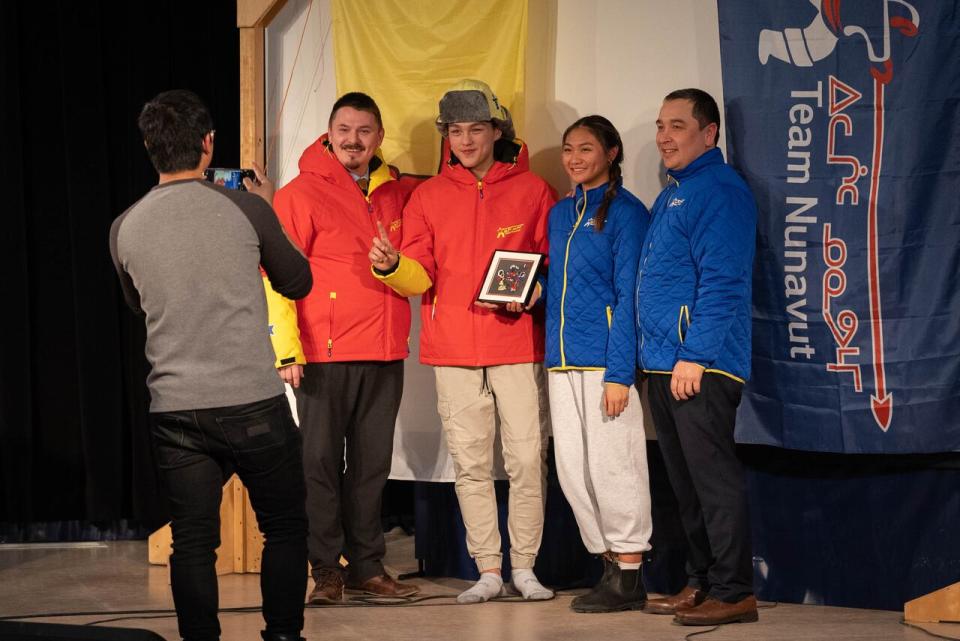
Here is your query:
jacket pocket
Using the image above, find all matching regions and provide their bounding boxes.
[150,415,192,469]
[215,397,301,475]
[327,292,337,356]
[677,305,690,343]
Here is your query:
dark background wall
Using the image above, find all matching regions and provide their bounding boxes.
[1,0,242,530]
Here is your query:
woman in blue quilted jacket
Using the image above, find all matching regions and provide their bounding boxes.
[544,115,652,613]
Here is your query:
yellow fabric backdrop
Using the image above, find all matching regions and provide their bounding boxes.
[331,0,528,175]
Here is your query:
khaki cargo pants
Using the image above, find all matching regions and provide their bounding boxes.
[434,363,549,571]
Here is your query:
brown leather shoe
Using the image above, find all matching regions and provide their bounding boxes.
[346,573,420,597]
[674,595,759,626]
[308,569,344,604]
[643,586,706,615]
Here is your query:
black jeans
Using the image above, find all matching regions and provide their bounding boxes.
[295,361,403,584]
[150,394,308,641]
[647,373,753,603]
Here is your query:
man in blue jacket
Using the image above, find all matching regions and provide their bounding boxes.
[637,88,758,626]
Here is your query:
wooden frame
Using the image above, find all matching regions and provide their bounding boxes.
[905,582,960,623]
[238,0,288,169]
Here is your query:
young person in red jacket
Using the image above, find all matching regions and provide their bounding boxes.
[268,92,419,603]
[369,80,556,604]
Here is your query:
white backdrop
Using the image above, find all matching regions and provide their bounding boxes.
[265,0,725,481]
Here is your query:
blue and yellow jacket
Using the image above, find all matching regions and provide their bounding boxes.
[544,183,649,386]
[636,147,757,382]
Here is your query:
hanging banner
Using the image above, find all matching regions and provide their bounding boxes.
[719,0,960,452]
[331,0,527,175]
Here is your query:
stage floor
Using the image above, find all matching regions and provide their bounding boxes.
[0,533,954,641]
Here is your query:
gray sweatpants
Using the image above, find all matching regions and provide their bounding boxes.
[549,369,652,554]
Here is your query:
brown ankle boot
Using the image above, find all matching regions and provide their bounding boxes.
[307,568,344,604]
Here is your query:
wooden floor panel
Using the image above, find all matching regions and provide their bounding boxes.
[0,535,953,641]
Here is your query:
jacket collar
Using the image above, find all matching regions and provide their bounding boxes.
[666,147,724,184]
[298,133,394,196]
[441,138,528,185]
[574,181,613,206]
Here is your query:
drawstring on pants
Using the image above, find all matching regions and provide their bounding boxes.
[480,367,492,397]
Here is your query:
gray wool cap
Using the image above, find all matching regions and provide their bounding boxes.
[436,79,515,140]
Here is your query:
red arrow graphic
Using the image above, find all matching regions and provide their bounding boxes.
[867,72,892,431]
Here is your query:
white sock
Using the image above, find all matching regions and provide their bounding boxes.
[457,573,505,604]
[618,561,642,571]
[511,568,554,600]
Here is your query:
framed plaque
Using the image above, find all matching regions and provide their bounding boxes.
[476,250,545,305]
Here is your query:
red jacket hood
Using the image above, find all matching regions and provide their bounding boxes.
[440,137,531,185]
[297,133,396,189]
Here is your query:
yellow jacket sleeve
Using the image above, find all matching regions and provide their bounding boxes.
[263,275,305,367]
[371,254,433,297]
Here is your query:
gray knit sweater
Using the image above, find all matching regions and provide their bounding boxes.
[109,179,311,412]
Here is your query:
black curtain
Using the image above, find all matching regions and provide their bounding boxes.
[1,1,241,527]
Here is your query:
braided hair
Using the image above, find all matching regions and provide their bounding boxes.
[562,115,623,232]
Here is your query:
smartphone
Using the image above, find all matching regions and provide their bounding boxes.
[204,168,258,191]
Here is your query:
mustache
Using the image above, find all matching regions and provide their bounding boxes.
[340,144,366,152]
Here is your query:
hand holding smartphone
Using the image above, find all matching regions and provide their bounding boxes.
[205,163,274,204]
[204,168,258,191]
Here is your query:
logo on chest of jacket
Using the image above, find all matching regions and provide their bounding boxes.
[669,198,685,208]
[583,217,596,228]
[496,223,524,238]
[389,219,402,232]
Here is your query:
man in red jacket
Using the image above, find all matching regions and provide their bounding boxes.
[270,92,419,602]
[370,80,556,604]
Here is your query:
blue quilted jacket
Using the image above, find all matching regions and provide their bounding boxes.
[544,182,650,385]
[636,148,756,382]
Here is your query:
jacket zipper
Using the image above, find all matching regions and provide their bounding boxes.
[367,197,390,356]
[559,193,587,367]
[365,195,376,230]
[635,176,679,311]
[636,177,680,369]
[327,292,337,357]
[474,179,484,360]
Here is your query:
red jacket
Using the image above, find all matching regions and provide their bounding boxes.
[381,140,555,366]
[272,135,416,362]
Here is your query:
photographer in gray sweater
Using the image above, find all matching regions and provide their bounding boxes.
[109,89,312,641]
